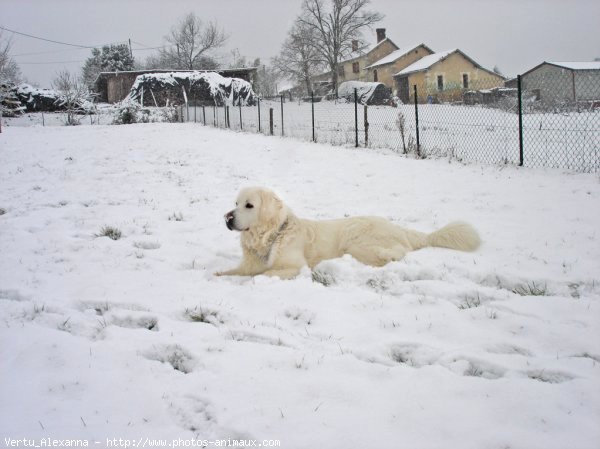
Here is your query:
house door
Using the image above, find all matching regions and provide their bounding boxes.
[397,77,409,103]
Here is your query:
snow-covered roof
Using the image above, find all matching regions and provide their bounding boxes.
[339,37,399,64]
[338,81,380,98]
[94,68,257,85]
[547,62,600,71]
[99,68,258,76]
[365,44,433,69]
[277,80,296,94]
[394,49,457,76]
[128,71,255,106]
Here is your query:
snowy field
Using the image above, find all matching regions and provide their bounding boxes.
[181,101,600,172]
[1,123,600,449]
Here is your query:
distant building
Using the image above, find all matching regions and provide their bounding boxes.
[312,28,399,91]
[519,61,600,105]
[365,44,434,90]
[94,68,257,103]
[393,49,505,103]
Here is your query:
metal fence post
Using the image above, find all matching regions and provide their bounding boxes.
[258,98,261,133]
[414,85,420,155]
[280,95,284,136]
[354,88,359,147]
[239,101,243,131]
[269,108,274,135]
[517,74,524,167]
[311,91,315,142]
[203,106,206,126]
[364,105,369,147]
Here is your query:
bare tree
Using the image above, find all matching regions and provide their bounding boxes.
[254,62,279,97]
[0,30,21,84]
[298,0,383,96]
[160,12,228,70]
[52,70,89,126]
[272,19,323,95]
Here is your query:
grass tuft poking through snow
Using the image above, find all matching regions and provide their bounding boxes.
[311,269,336,286]
[184,305,222,325]
[457,294,482,309]
[95,226,122,240]
[513,282,548,296]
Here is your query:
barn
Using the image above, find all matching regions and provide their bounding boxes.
[94,68,257,104]
[519,61,600,107]
[127,71,256,107]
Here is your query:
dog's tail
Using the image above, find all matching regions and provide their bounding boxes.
[426,221,481,252]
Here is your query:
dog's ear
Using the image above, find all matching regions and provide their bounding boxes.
[259,189,286,226]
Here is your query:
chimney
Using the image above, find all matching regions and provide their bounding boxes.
[352,40,358,52]
[376,28,386,43]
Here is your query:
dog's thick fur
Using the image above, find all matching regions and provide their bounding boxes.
[216,187,481,279]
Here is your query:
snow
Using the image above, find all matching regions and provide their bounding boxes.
[1,123,599,448]
[548,62,600,71]
[337,81,383,104]
[15,83,60,100]
[395,49,457,76]
[128,71,255,106]
[180,101,598,172]
[365,44,426,69]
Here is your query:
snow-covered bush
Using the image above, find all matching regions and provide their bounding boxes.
[0,83,25,117]
[112,100,178,125]
[52,70,91,126]
[113,101,140,125]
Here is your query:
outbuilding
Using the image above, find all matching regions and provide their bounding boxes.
[519,61,600,106]
[95,68,257,103]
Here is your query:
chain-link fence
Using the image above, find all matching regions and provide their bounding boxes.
[180,73,599,173]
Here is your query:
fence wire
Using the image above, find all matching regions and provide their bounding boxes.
[180,74,599,173]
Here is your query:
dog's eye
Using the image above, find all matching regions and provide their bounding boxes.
[245,203,254,209]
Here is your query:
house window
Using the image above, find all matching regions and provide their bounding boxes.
[462,73,469,89]
[352,62,360,74]
[437,75,444,91]
[374,69,378,82]
[338,65,345,78]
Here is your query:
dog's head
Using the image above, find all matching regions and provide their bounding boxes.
[224,187,287,233]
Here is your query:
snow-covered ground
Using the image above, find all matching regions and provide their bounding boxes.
[181,101,600,172]
[1,123,599,449]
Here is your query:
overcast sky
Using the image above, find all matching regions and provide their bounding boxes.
[2,0,599,87]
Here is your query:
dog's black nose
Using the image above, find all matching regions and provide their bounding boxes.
[225,211,235,230]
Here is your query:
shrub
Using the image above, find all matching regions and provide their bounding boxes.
[96,226,122,240]
[113,101,140,125]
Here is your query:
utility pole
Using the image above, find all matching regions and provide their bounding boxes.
[128,39,133,60]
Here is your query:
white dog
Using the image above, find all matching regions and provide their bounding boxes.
[216,187,481,279]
